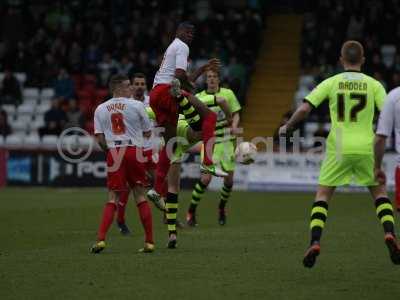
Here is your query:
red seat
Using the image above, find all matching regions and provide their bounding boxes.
[76,89,94,101]
[83,74,97,85]
[94,88,109,104]
[84,120,94,135]
[78,98,92,115]
[71,74,83,89]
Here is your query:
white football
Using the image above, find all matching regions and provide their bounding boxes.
[235,142,257,164]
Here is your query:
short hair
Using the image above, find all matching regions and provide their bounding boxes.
[109,74,129,93]
[177,21,194,31]
[131,73,146,81]
[341,41,364,65]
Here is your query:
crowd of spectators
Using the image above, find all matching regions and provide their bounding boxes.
[301,0,400,91]
[279,0,400,150]
[271,0,400,150]
[0,1,264,137]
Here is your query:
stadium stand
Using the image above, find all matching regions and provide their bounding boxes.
[294,0,400,149]
[0,1,265,148]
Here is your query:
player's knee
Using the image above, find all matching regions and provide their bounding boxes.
[201,174,212,186]
[108,191,119,203]
[135,196,146,205]
[224,177,233,188]
[315,186,334,201]
[369,184,388,199]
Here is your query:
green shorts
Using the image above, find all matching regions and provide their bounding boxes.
[171,120,196,163]
[319,153,377,187]
[201,140,236,172]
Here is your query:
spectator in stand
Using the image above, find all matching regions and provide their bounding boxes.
[0,110,11,137]
[53,68,75,100]
[68,41,83,73]
[97,53,118,87]
[39,98,67,137]
[65,99,85,129]
[116,55,133,75]
[0,2,265,111]
[346,15,364,40]
[0,69,22,105]
[389,73,400,91]
[225,56,247,103]
[85,43,101,70]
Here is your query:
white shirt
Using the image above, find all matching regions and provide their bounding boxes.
[94,97,151,148]
[376,87,400,153]
[132,95,162,152]
[153,38,189,86]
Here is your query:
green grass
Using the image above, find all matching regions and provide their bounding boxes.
[1,187,400,299]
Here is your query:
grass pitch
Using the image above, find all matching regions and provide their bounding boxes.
[1,187,400,299]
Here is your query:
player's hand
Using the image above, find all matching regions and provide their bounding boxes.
[205,58,221,71]
[279,124,289,136]
[374,168,387,185]
[225,114,233,126]
[230,127,242,136]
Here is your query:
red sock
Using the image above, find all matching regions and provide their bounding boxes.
[201,112,217,165]
[137,201,154,244]
[395,166,400,209]
[117,190,129,223]
[154,147,170,194]
[97,202,117,241]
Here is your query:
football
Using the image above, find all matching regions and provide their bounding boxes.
[235,142,257,164]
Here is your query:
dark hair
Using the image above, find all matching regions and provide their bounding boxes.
[131,73,146,81]
[109,74,129,93]
[341,41,364,65]
[177,21,194,31]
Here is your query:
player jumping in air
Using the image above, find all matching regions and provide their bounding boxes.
[150,21,226,179]
[186,70,241,226]
[375,86,400,212]
[149,22,228,247]
[279,41,400,267]
[91,74,155,254]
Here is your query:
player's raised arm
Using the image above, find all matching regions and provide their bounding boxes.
[188,58,221,83]
[279,101,313,136]
[280,78,331,136]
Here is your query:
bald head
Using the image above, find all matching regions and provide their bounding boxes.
[340,40,365,66]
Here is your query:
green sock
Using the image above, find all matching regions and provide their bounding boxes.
[219,184,232,210]
[189,181,207,213]
[309,201,328,245]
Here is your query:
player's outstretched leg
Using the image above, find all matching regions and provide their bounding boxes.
[116,190,131,235]
[170,78,227,177]
[374,197,400,264]
[303,200,328,268]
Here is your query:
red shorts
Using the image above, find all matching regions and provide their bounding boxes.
[143,149,157,171]
[149,84,179,126]
[106,146,147,191]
